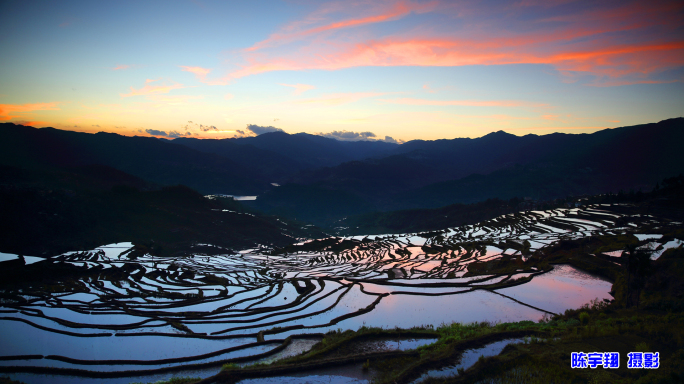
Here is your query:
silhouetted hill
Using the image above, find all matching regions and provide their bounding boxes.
[0,162,153,193]
[171,137,306,182]
[390,119,684,185]
[232,131,398,168]
[254,118,684,223]
[0,163,325,256]
[172,133,399,182]
[0,123,266,195]
[243,183,372,224]
[338,174,684,236]
[399,163,602,208]
[396,118,684,208]
[2,118,682,228]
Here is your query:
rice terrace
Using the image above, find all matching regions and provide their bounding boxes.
[2,196,684,383]
[1,1,684,383]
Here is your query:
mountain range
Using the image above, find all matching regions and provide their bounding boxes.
[1,118,682,227]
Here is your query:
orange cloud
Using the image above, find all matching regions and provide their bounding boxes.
[215,0,684,86]
[226,36,684,86]
[0,102,60,121]
[12,120,48,127]
[280,83,315,95]
[379,98,549,108]
[120,80,188,98]
[112,64,131,71]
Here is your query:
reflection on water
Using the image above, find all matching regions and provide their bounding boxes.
[0,204,668,382]
[334,290,545,331]
[495,264,613,315]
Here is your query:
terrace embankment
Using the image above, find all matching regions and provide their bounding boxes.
[1,203,683,383]
[194,247,684,384]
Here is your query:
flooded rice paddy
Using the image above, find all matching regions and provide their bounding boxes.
[1,204,681,382]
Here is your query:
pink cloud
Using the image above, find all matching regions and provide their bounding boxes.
[280,83,315,95]
[206,0,683,86]
[112,64,131,71]
[225,35,684,86]
[180,66,230,85]
[120,79,189,98]
[0,102,60,121]
[246,0,438,52]
[181,66,210,80]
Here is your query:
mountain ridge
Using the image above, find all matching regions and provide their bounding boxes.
[1,118,682,227]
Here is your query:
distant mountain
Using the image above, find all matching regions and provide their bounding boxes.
[396,118,684,208]
[2,118,682,228]
[292,118,684,197]
[230,131,398,168]
[0,123,266,195]
[0,123,399,194]
[390,118,684,185]
[171,132,400,182]
[253,118,684,223]
[171,137,306,182]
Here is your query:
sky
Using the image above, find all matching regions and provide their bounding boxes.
[0,0,682,142]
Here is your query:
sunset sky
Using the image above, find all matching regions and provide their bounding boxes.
[1,0,682,142]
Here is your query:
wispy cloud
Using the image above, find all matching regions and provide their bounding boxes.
[0,102,60,121]
[210,0,684,86]
[246,0,438,52]
[379,98,550,108]
[180,66,210,81]
[228,37,684,85]
[180,66,229,85]
[120,79,189,98]
[182,121,218,132]
[112,64,131,71]
[280,83,315,95]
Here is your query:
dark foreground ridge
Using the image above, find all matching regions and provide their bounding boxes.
[0,163,324,257]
